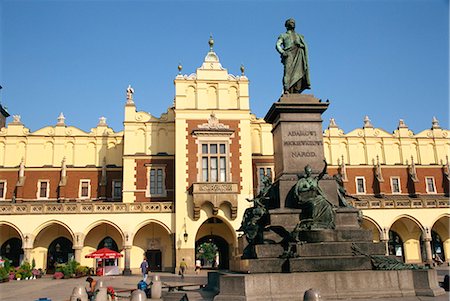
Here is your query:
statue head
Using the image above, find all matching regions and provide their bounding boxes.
[285,18,295,30]
[304,164,312,176]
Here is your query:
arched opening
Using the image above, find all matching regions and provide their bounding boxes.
[0,224,23,267]
[47,237,74,273]
[431,230,444,262]
[195,217,235,270]
[432,216,449,262]
[388,230,404,260]
[134,222,172,272]
[83,222,123,270]
[97,236,119,251]
[1,238,23,267]
[389,216,423,263]
[196,235,229,269]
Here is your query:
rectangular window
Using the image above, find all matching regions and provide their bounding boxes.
[201,143,228,182]
[356,177,366,194]
[79,180,91,199]
[149,167,165,196]
[257,167,273,192]
[390,177,401,194]
[425,177,436,193]
[38,181,49,199]
[112,180,122,199]
[0,181,6,199]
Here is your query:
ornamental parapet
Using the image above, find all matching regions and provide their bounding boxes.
[0,202,173,215]
[349,195,449,209]
[189,182,239,220]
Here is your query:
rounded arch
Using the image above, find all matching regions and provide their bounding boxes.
[133,220,173,272]
[389,215,424,263]
[132,219,172,238]
[431,215,450,262]
[84,220,125,241]
[360,216,382,242]
[195,216,236,270]
[33,220,75,242]
[0,222,24,242]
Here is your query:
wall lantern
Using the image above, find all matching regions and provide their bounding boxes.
[183,230,188,243]
[55,243,61,253]
[5,244,11,253]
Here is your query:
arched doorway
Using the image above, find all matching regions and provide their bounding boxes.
[389,216,423,263]
[47,237,74,273]
[134,222,172,272]
[195,217,235,270]
[196,235,229,269]
[1,238,23,267]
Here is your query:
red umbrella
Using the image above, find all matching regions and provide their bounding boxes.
[85,247,123,259]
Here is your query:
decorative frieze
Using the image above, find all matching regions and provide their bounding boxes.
[190,182,238,220]
[0,202,174,215]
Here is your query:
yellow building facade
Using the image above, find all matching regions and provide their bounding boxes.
[0,45,448,274]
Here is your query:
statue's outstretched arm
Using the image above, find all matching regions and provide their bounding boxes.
[318,160,327,180]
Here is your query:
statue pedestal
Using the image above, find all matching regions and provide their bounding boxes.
[265,93,329,207]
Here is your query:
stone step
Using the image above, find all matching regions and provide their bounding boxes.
[289,255,373,272]
[298,229,373,242]
[254,241,385,258]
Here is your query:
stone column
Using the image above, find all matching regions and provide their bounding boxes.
[23,248,32,263]
[382,228,390,256]
[424,238,433,265]
[123,246,132,275]
[73,246,82,263]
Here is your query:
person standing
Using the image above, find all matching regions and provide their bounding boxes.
[276,18,311,94]
[195,259,201,274]
[140,257,149,281]
[179,258,187,279]
[85,276,97,301]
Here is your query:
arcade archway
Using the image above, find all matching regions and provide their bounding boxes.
[195,217,235,270]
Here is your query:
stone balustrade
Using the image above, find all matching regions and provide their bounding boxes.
[0,201,173,215]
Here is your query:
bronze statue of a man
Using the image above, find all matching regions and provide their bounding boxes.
[276,18,311,94]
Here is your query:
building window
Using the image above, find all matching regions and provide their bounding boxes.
[425,177,436,193]
[79,180,91,199]
[146,165,166,197]
[257,166,273,192]
[112,180,122,199]
[38,180,50,199]
[0,181,6,200]
[355,177,366,194]
[390,177,401,194]
[201,142,228,182]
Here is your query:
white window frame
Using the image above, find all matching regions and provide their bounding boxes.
[390,177,401,194]
[146,165,167,197]
[198,139,230,183]
[425,177,436,194]
[112,180,122,200]
[37,180,50,199]
[355,176,366,194]
[256,165,274,193]
[0,180,6,200]
[78,179,91,199]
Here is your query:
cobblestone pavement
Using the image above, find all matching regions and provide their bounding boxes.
[0,267,448,301]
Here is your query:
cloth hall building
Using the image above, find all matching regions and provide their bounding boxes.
[0,45,449,274]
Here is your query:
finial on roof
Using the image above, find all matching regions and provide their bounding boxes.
[57,112,66,125]
[328,118,338,128]
[208,34,214,51]
[126,84,134,104]
[12,115,22,124]
[363,115,373,128]
[98,116,107,126]
[432,116,440,129]
[240,64,245,76]
[178,62,183,74]
[398,119,407,128]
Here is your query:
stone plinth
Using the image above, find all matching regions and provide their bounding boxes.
[264,94,329,207]
[213,270,444,301]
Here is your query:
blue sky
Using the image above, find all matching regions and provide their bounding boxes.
[0,0,448,134]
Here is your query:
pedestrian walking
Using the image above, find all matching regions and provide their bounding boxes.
[179,258,187,279]
[140,257,149,281]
